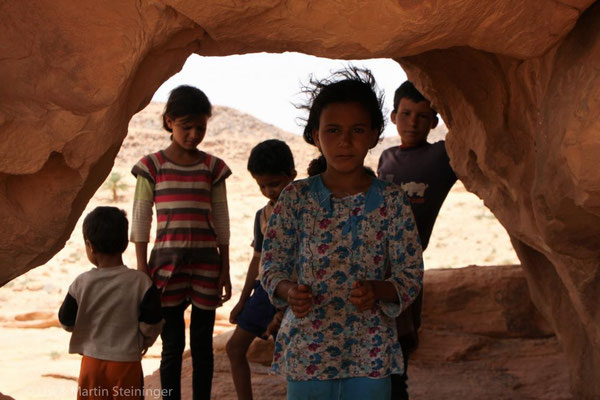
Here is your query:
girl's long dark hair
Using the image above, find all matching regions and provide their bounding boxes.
[298,66,385,176]
[297,66,385,145]
[162,85,212,132]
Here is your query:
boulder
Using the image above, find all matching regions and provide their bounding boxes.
[422,265,553,338]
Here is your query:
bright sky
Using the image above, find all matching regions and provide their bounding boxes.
[152,52,407,137]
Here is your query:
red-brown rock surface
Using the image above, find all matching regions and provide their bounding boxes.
[1,1,598,397]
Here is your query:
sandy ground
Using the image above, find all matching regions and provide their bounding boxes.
[0,103,520,399]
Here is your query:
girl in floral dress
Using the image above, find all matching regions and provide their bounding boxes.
[260,68,424,399]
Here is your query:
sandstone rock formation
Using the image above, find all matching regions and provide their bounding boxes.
[1,0,598,397]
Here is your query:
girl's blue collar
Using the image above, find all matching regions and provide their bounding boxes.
[307,174,386,213]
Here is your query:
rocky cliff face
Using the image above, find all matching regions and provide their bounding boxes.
[397,5,600,396]
[0,0,598,397]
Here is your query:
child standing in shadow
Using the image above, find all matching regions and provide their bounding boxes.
[227,139,296,400]
[378,81,457,400]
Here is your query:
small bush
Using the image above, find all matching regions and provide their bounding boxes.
[103,172,128,201]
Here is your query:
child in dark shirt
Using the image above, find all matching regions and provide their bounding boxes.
[226,139,296,400]
[377,81,457,400]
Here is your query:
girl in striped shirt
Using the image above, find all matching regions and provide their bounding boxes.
[130,85,232,400]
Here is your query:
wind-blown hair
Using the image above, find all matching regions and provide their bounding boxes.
[297,66,386,146]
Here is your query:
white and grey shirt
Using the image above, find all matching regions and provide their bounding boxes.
[58,265,163,362]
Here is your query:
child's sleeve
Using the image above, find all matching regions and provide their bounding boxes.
[139,284,164,348]
[260,186,299,308]
[376,151,385,177]
[58,278,81,332]
[252,208,264,256]
[130,155,158,243]
[130,175,154,242]
[210,155,232,186]
[58,292,78,332]
[211,180,230,246]
[381,189,424,318]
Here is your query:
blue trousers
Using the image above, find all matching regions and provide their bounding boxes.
[287,376,391,400]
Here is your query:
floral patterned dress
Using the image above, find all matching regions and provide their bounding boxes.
[260,175,423,381]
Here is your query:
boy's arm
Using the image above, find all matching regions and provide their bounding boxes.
[376,151,384,178]
[58,292,78,332]
[240,208,265,302]
[139,285,164,349]
[240,254,260,302]
[230,208,264,323]
[229,254,260,323]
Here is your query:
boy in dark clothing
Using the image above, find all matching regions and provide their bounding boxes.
[226,139,296,400]
[59,206,163,400]
[378,81,457,400]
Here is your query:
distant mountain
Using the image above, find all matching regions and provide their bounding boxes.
[119,102,448,176]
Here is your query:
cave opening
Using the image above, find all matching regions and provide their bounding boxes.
[0,52,533,399]
[2,0,599,397]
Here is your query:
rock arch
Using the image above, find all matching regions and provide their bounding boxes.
[0,0,598,397]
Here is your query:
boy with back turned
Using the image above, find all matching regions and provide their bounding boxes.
[378,81,457,399]
[59,206,164,399]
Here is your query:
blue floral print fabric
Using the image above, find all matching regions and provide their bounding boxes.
[260,175,424,381]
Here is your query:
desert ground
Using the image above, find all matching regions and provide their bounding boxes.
[0,103,521,399]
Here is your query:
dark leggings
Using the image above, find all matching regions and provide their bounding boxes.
[160,303,215,400]
[390,353,409,400]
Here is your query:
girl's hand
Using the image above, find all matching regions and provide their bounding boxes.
[229,301,245,324]
[287,284,312,318]
[218,271,232,304]
[350,280,376,311]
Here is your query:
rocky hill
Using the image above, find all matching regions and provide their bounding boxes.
[118,102,447,177]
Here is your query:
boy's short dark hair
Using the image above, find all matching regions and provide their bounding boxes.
[393,81,438,117]
[247,139,295,176]
[82,206,129,254]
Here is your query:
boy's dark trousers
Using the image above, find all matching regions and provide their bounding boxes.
[390,291,422,400]
[390,348,410,400]
[160,302,215,400]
